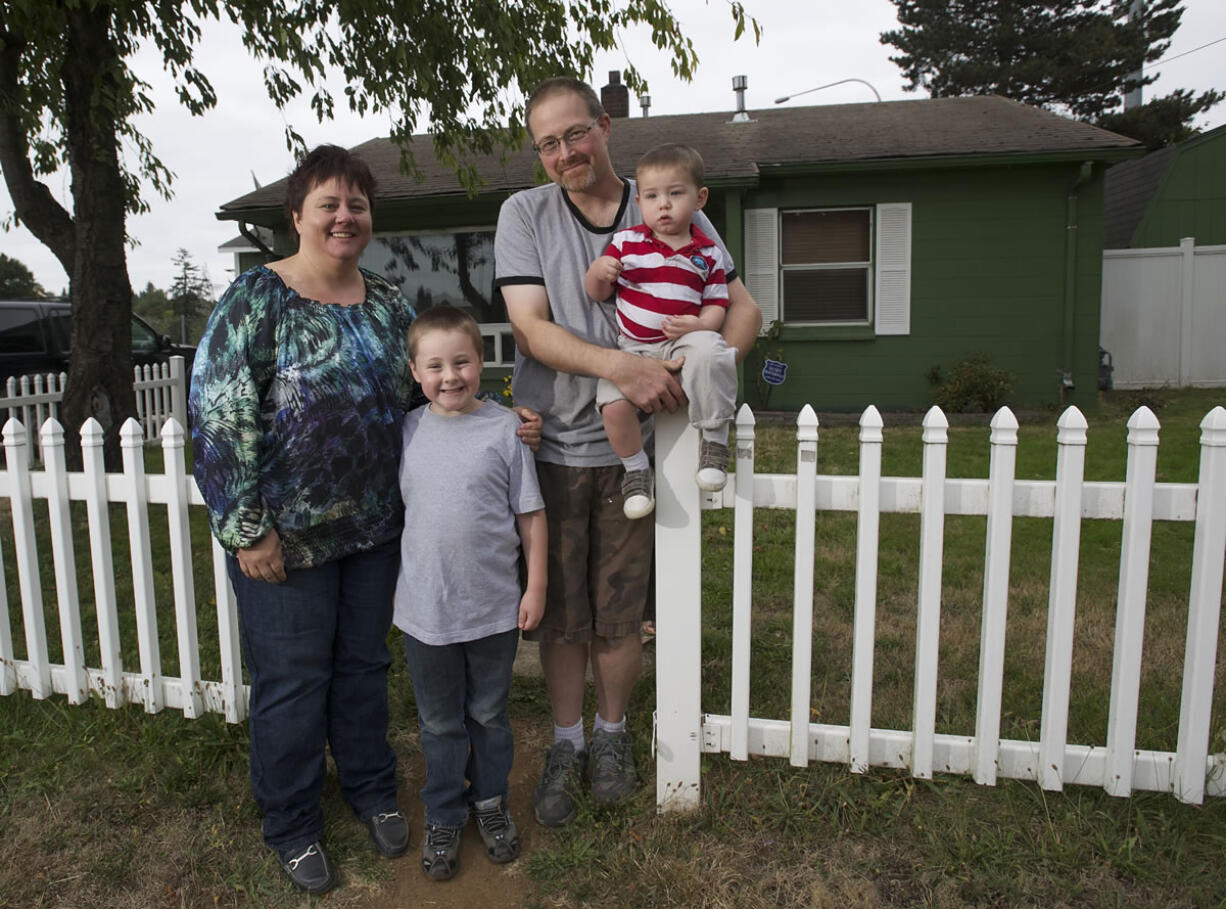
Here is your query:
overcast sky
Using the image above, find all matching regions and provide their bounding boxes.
[3,0,1224,297]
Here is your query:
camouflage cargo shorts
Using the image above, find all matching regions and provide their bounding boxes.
[524,461,652,644]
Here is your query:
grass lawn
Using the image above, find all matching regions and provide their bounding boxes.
[1,388,1224,908]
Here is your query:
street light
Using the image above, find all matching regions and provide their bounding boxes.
[775,78,882,104]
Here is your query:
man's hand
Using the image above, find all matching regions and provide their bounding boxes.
[610,351,686,413]
[237,529,286,584]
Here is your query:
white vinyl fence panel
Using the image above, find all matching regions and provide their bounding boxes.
[1101,240,1226,388]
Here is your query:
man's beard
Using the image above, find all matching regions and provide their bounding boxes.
[557,157,598,193]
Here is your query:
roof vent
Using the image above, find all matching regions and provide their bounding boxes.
[602,70,630,119]
[731,75,750,123]
[640,93,651,118]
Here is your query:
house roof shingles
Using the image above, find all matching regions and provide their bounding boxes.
[218,95,1140,221]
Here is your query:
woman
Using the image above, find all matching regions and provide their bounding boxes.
[190,145,536,895]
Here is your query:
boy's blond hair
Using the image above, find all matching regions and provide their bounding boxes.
[407,305,484,360]
[635,143,705,188]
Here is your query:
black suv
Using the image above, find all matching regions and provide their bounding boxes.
[0,300,196,381]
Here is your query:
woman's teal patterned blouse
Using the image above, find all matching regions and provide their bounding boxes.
[190,265,417,569]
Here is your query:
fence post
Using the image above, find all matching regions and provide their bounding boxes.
[42,418,89,705]
[82,418,125,709]
[912,405,948,779]
[169,355,187,431]
[974,406,1018,786]
[163,419,203,718]
[1039,406,1088,791]
[730,403,757,762]
[4,418,49,698]
[790,405,819,767]
[121,417,164,713]
[1105,405,1159,796]
[1178,238,1195,387]
[849,406,883,774]
[1173,406,1226,804]
[655,412,703,810]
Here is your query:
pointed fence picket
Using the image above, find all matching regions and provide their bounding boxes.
[1,403,1222,810]
[655,403,1226,810]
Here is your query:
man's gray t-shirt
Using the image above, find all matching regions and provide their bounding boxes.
[392,401,544,645]
[494,179,736,467]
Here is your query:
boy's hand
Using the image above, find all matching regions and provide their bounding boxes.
[512,405,543,451]
[518,589,545,631]
[590,255,623,286]
[661,314,702,339]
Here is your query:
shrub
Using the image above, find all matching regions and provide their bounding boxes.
[927,355,1014,413]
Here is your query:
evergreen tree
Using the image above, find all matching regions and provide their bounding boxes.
[880,0,1220,141]
[0,251,46,299]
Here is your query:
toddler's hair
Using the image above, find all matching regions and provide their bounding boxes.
[636,143,704,187]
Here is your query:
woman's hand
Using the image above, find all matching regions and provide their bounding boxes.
[237,529,287,584]
[512,405,543,451]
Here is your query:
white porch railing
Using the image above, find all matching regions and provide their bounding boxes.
[0,355,188,460]
[654,405,1226,810]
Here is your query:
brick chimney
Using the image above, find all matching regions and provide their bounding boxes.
[601,70,630,118]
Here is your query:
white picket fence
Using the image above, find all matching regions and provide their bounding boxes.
[0,416,245,722]
[1,404,1223,809]
[0,355,189,459]
[654,405,1226,809]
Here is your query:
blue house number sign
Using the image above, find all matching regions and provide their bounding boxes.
[761,359,788,386]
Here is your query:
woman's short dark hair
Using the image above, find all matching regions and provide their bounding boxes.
[284,145,377,238]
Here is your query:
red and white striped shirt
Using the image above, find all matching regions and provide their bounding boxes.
[603,223,729,343]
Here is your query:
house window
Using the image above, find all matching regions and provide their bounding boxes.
[744,202,911,336]
[360,228,516,365]
[781,208,872,323]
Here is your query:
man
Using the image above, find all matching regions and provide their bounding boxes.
[494,77,762,826]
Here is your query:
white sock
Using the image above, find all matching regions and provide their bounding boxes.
[593,713,627,735]
[702,424,729,446]
[620,450,650,474]
[554,719,586,752]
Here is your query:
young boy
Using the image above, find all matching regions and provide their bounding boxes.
[584,143,738,519]
[392,305,546,881]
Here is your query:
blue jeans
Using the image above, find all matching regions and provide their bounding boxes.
[402,629,519,829]
[229,539,400,857]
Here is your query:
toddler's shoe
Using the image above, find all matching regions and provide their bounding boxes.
[621,467,655,519]
[696,439,730,491]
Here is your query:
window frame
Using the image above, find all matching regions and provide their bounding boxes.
[778,205,875,327]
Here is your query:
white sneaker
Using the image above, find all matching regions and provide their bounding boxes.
[621,468,655,519]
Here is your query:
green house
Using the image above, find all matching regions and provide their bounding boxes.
[217,92,1138,411]
[1104,123,1226,250]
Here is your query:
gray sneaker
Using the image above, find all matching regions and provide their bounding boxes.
[621,467,655,519]
[589,728,637,804]
[696,439,730,491]
[534,740,586,827]
[420,823,462,881]
[471,795,520,863]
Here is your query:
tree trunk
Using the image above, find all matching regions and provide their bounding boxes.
[59,5,135,470]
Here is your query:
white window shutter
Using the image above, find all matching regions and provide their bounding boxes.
[875,202,912,336]
[743,207,779,333]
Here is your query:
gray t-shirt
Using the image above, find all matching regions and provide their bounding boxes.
[392,401,544,645]
[494,179,736,466]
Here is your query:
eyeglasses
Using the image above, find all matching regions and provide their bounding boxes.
[531,118,600,156]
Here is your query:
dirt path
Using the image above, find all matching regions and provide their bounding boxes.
[349,643,556,909]
[350,725,547,909]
